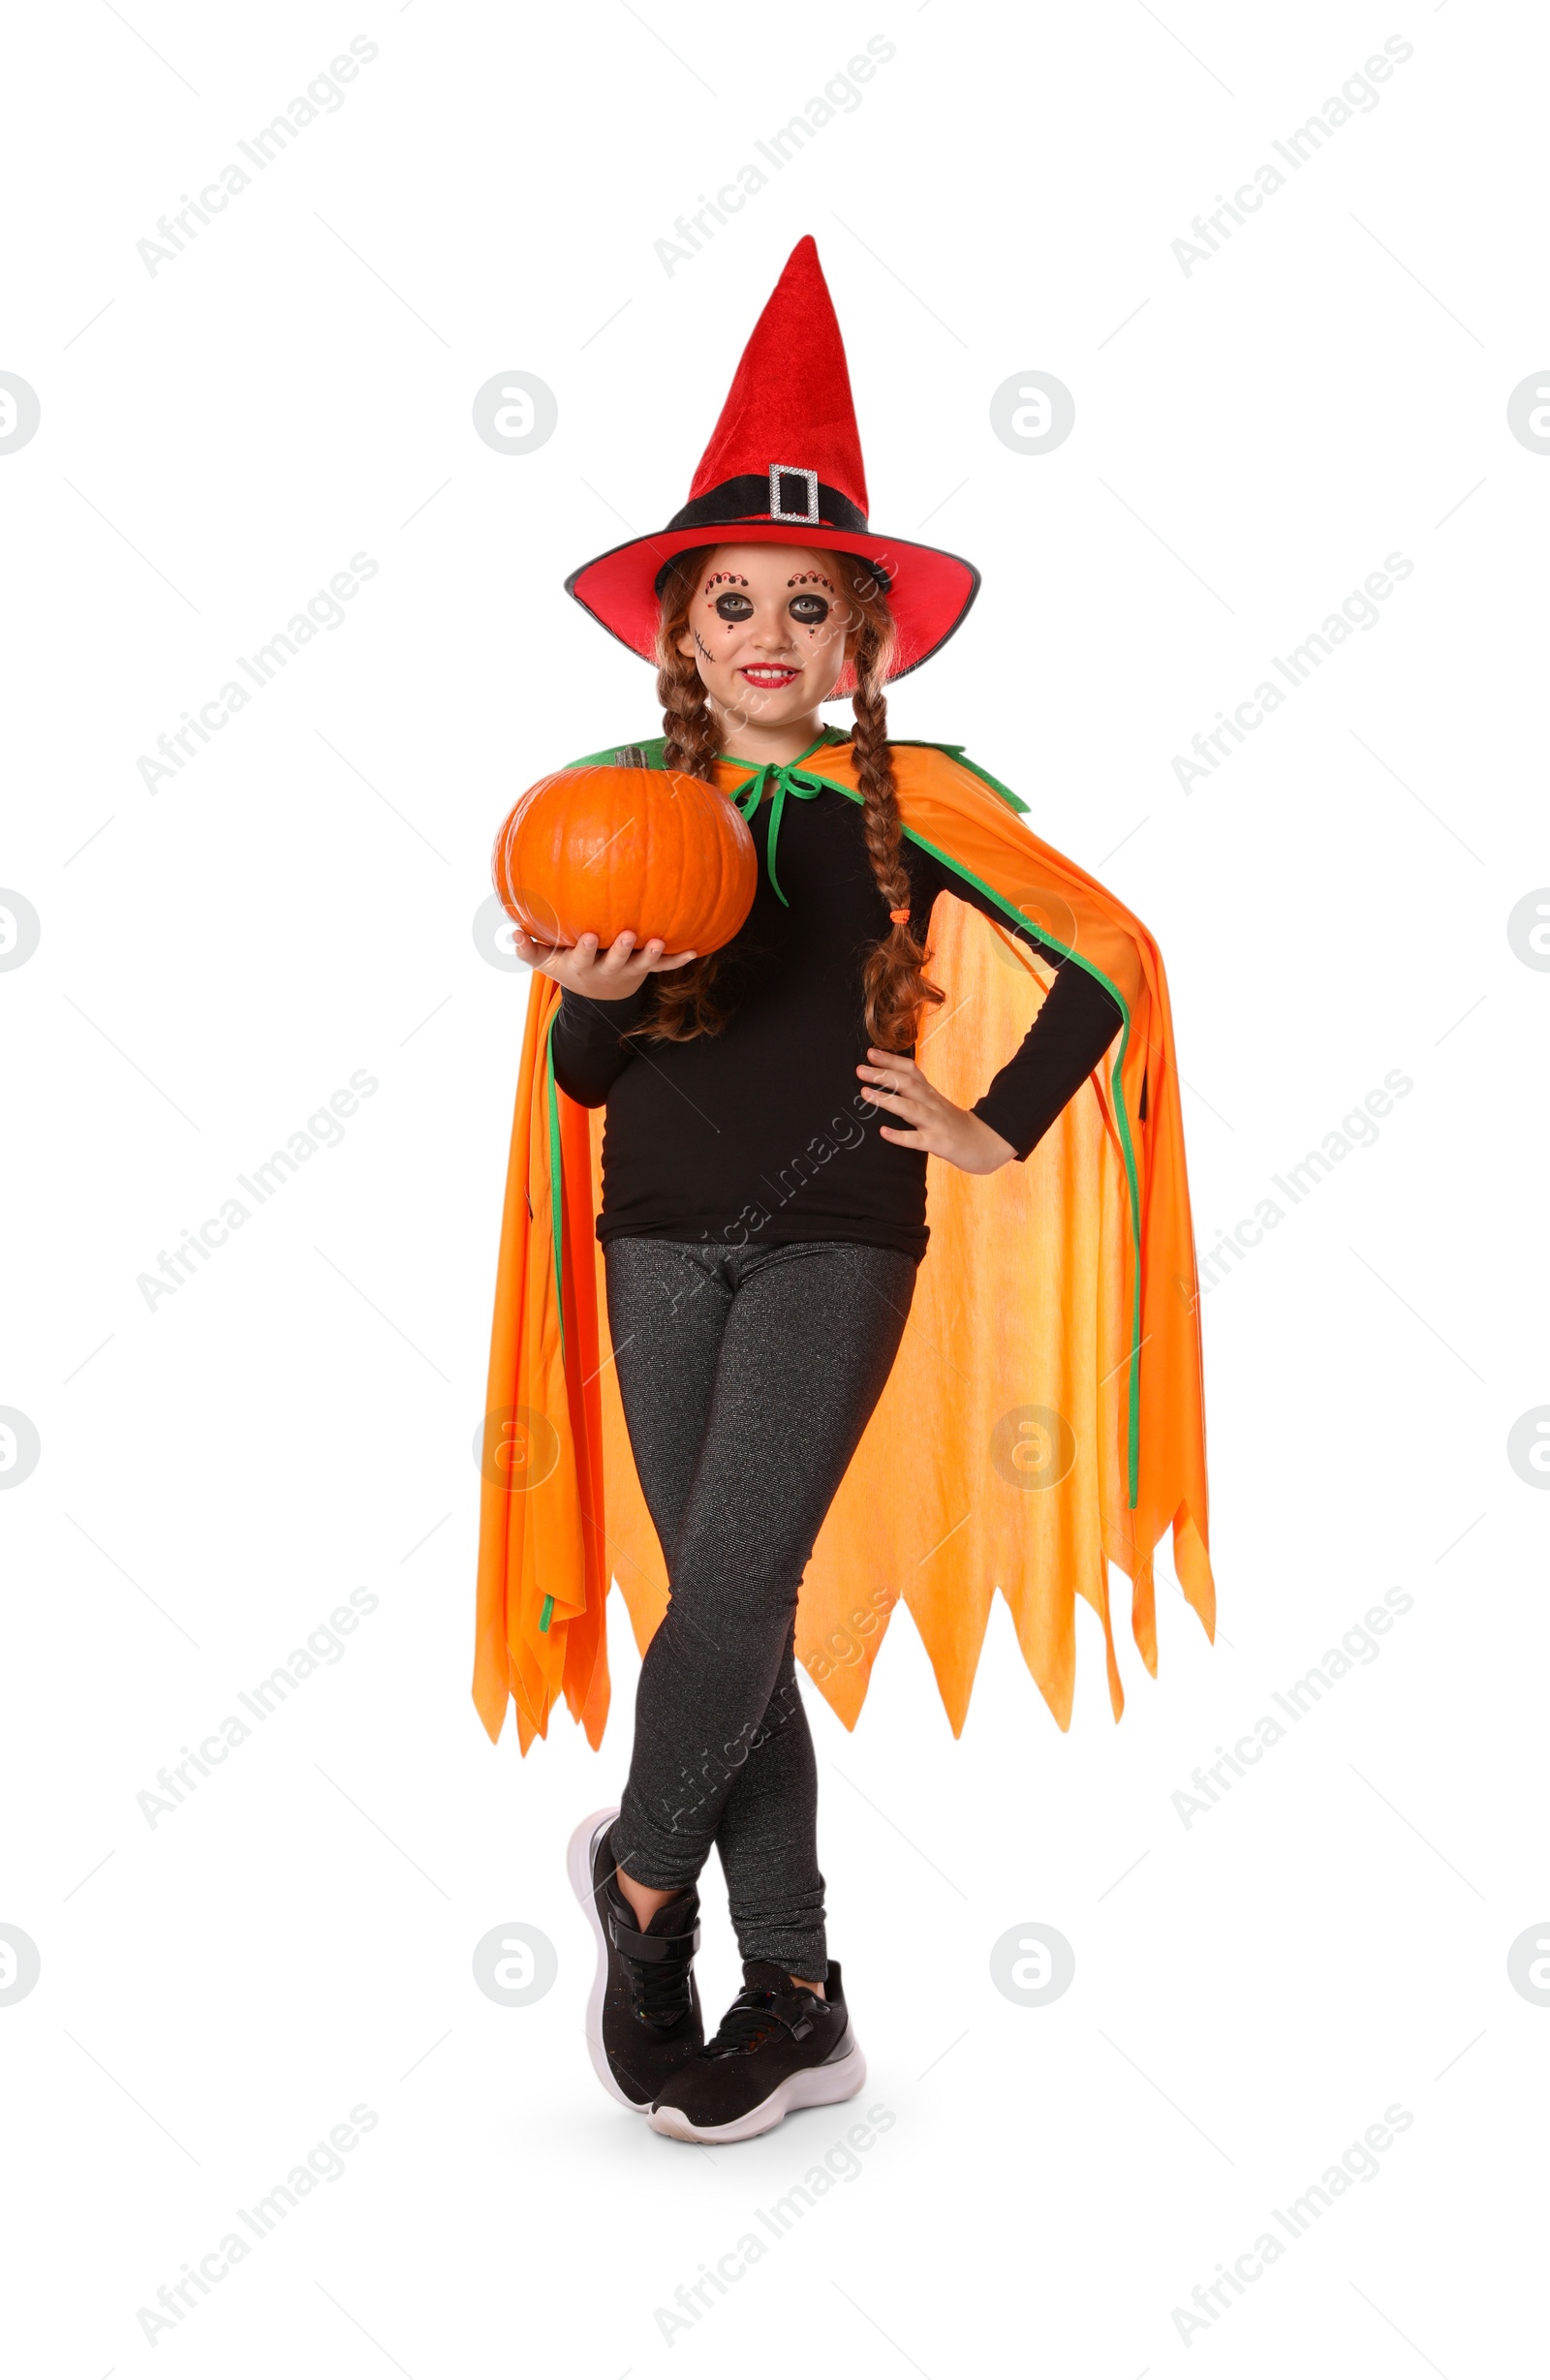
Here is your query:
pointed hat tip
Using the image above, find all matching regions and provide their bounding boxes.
[781,232,823,280]
[687,230,861,509]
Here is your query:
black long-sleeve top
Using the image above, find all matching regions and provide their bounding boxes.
[548,757,1123,1264]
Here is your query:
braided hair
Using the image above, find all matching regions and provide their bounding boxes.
[627,544,945,1053]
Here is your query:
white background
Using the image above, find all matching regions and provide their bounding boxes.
[5,2,1546,2371]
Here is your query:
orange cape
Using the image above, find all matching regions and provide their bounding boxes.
[473,740,1214,1753]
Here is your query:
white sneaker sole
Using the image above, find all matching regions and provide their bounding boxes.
[565,1804,647,2113]
[647,2040,867,2145]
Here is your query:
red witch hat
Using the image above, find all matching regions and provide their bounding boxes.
[566,236,979,690]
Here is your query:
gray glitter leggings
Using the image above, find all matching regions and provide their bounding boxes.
[603,1235,916,1980]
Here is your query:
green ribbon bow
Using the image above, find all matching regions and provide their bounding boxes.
[725,732,841,908]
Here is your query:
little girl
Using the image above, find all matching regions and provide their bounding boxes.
[480,239,1213,2145]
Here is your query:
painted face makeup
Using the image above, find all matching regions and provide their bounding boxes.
[677,544,853,731]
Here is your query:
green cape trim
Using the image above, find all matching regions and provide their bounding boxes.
[566,731,1028,815]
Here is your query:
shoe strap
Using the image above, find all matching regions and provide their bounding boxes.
[716,1981,820,2046]
[762,1986,817,2041]
[607,1908,700,1964]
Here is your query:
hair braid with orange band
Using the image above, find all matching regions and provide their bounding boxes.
[628,546,946,1052]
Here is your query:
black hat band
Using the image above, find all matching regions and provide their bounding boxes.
[652,471,890,599]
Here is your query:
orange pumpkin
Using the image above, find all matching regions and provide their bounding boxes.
[493,764,757,954]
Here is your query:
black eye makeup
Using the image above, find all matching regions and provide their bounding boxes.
[786,571,836,629]
[704,572,752,621]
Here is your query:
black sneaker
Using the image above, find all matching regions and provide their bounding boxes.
[567,1807,703,2111]
[647,1959,866,2143]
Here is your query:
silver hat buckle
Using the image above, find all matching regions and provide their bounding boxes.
[768,464,821,523]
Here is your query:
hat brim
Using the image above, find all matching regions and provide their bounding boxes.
[565,520,980,694]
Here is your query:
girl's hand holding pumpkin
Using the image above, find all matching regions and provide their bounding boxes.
[512,925,699,1001]
[857,1047,1018,1175]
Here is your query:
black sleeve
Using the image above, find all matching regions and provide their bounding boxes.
[910,845,1124,1162]
[548,980,650,1108]
[969,960,1123,1159]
